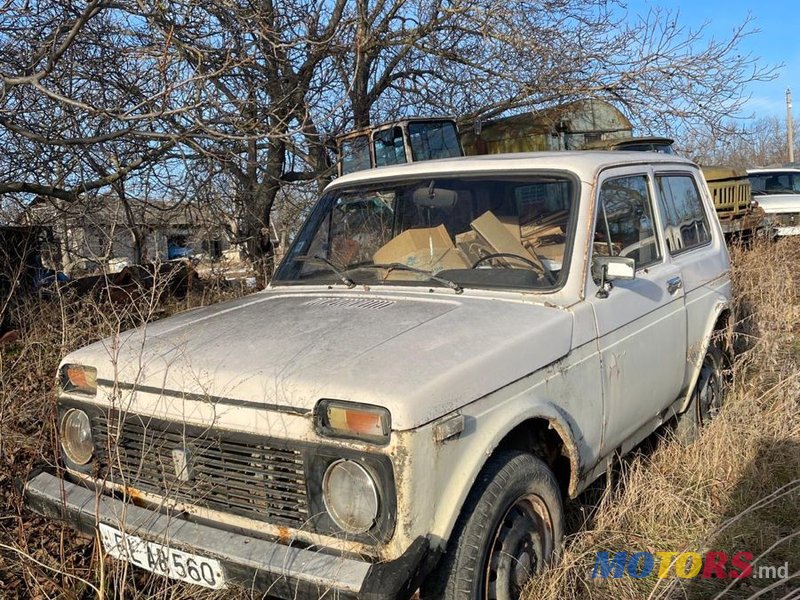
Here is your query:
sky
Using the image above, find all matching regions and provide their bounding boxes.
[627,0,799,119]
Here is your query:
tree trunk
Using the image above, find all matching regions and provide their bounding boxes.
[238,135,285,283]
[350,0,373,129]
[114,181,146,266]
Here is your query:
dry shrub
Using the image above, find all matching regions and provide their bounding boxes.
[0,276,248,600]
[526,238,800,600]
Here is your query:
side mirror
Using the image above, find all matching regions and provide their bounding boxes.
[592,256,636,281]
[592,256,635,298]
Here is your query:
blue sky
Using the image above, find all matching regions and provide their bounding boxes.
[626,0,799,118]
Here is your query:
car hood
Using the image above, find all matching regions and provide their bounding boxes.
[756,194,800,213]
[64,290,572,430]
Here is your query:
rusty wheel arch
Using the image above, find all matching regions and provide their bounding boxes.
[494,417,578,498]
[712,308,735,360]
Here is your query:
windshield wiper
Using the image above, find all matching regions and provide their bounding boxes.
[293,255,356,288]
[348,262,463,294]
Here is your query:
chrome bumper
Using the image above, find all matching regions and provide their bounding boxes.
[25,471,430,600]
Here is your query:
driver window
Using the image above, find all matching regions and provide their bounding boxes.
[594,175,661,273]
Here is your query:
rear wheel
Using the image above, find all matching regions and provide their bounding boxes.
[421,451,563,600]
[675,341,727,443]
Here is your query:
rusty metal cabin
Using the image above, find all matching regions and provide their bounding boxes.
[461,99,634,155]
[333,101,633,176]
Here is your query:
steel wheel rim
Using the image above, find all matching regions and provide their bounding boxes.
[484,493,553,600]
[697,353,722,425]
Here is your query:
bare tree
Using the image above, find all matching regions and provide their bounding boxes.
[319,2,775,136]
[0,2,192,201]
[0,0,778,274]
[681,114,800,169]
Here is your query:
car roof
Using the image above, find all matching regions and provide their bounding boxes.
[327,151,697,191]
[748,167,800,175]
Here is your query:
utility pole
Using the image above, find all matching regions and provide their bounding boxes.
[787,88,795,164]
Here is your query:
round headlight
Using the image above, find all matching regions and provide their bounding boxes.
[322,460,379,534]
[60,409,94,465]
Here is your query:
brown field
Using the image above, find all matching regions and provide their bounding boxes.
[1,240,798,599]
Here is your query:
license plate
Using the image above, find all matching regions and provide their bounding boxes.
[99,523,226,589]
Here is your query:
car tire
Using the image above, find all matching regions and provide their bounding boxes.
[420,451,564,600]
[675,340,728,444]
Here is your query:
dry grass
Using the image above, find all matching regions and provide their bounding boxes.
[525,238,800,600]
[1,240,799,599]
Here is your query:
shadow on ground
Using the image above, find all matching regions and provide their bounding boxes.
[677,437,800,599]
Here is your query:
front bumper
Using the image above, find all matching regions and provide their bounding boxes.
[775,225,800,236]
[25,471,430,600]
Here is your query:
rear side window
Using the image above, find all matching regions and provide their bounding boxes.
[655,175,711,254]
[594,175,662,270]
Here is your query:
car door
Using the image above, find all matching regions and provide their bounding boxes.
[653,170,729,394]
[588,169,688,456]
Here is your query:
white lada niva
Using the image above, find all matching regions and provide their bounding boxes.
[26,151,732,600]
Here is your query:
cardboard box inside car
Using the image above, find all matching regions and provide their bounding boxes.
[373,225,469,275]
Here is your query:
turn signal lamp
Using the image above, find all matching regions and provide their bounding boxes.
[315,400,391,445]
[60,364,98,396]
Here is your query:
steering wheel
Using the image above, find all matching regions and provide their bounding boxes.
[471,252,558,285]
[471,252,542,270]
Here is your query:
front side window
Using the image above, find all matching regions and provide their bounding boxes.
[593,175,661,271]
[655,175,711,254]
[339,135,371,175]
[275,175,578,291]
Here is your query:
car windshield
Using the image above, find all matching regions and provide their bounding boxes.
[749,172,800,195]
[274,175,577,291]
[616,142,674,154]
[407,121,462,162]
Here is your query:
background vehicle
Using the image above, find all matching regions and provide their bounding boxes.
[334,101,768,240]
[335,117,463,176]
[747,167,800,235]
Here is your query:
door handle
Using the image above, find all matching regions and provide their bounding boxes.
[666,276,683,295]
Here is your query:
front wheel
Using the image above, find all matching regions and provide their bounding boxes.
[421,451,564,600]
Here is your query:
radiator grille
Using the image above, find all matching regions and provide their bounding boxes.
[91,413,309,527]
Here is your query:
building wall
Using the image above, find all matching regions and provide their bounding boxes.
[25,199,232,274]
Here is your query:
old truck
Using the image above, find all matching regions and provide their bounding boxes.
[335,102,767,239]
[26,151,732,599]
